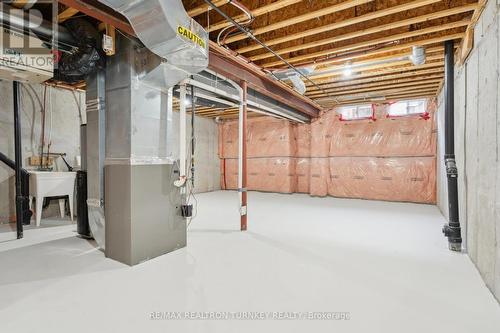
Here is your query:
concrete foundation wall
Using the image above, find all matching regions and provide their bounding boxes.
[169,111,220,194]
[0,81,85,223]
[437,0,500,302]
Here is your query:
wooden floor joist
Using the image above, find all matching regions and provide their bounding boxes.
[262,19,470,67]
[306,77,444,98]
[237,0,443,54]
[314,81,440,99]
[306,70,444,93]
[248,4,476,62]
[188,0,229,17]
[306,61,445,87]
[224,0,373,44]
[207,0,302,32]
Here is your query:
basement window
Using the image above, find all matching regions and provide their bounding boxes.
[387,99,428,117]
[337,104,374,121]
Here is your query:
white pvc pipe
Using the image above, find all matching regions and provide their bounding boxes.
[179,82,187,181]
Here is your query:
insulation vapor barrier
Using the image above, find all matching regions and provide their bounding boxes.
[219,101,437,204]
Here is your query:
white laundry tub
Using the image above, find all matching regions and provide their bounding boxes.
[29,171,76,226]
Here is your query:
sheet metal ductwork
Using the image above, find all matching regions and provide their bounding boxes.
[184,71,310,123]
[97,0,208,88]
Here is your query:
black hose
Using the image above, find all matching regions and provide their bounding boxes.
[55,18,105,83]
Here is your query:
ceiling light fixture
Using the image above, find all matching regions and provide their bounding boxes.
[343,61,353,77]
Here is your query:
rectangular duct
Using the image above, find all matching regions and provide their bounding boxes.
[85,69,106,248]
[104,35,185,265]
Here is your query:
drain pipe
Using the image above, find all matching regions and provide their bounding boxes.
[442,40,462,251]
[13,81,23,239]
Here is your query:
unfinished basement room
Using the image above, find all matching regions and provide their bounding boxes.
[1,0,500,332]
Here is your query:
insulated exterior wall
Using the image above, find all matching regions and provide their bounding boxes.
[219,102,436,204]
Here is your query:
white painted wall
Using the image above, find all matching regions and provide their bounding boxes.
[437,0,500,303]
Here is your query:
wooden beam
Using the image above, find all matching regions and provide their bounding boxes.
[224,0,374,44]
[57,0,135,35]
[297,33,461,69]
[308,53,444,81]
[320,90,438,106]
[313,82,440,99]
[249,4,477,62]
[207,0,302,32]
[307,61,445,87]
[307,76,444,98]
[237,0,442,54]
[307,69,444,92]
[457,0,487,65]
[58,7,80,23]
[10,0,32,9]
[306,48,445,87]
[188,0,229,17]
[262,19,470,67]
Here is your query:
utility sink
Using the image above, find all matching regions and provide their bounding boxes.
[29,171,76,227]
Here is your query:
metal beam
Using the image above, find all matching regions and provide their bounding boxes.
[208,48,320,117]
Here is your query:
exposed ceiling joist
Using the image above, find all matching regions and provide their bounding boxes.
[308,54,444,81]
[307,71,444,93]
[249,4,476,62]
[58,7,80,22]
[301,33,461,69]
[322,91,438,106]
[263,19,470,67]
[207,0,302,32]
[188,0,229,17]
[236,0,442,54]
[306,76,444,98]
[224,0,374,44]
[306,61,445,87]
[314,82,440,99]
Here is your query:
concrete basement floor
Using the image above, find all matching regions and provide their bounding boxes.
[0,191,499,333]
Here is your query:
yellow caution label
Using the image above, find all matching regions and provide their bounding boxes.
[177,26,206,49]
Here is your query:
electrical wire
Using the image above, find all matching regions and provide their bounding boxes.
[217,0,254,49]
[202,0,339,104]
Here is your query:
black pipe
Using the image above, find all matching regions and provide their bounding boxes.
[0,152,32,226]
[13,81,24,239]
[442,40,462,251]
